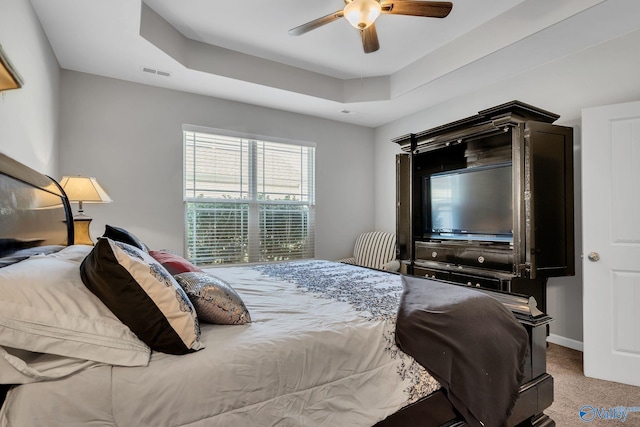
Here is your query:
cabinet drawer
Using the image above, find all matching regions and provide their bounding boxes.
[457,248,514,271]
[413,266,450,281]
[415,244,455,263]
[450,272,502,290]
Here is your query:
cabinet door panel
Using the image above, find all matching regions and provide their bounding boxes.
[396,154,411,261]
[525,122,575,278]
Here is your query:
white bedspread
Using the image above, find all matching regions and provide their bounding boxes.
[1,261,440,427]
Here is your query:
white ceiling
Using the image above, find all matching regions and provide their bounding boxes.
[29,0,639,127]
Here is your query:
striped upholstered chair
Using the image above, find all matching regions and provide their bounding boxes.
[338,231,400,272]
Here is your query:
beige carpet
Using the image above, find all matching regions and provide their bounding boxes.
[545,343,640,426]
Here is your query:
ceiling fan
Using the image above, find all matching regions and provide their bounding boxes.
[288,0,453,54]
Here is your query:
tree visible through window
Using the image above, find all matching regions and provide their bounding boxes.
[184,127,315,265]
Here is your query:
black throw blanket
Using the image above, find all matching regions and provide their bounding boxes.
[395,275,529,427]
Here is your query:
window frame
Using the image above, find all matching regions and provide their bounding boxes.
[183,125,316,265]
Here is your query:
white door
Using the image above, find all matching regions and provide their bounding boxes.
[582,100,640,387]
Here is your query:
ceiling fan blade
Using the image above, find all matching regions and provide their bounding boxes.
[380,1,452,18]
[361,24,380,54]
[288,11,344,36]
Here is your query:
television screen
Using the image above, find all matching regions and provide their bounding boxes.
[426,163,513,240]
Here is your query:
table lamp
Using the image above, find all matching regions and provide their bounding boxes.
[59,176,113,245]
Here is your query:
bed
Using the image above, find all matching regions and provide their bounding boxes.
[0,153,555,427]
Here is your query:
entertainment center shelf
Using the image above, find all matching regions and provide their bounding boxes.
[394,101,575,312]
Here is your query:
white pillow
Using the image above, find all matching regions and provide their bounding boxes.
[0,245,150,370]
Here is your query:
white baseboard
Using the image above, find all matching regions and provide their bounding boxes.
[547,334,583,352]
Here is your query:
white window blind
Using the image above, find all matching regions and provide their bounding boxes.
[184,128,315,265]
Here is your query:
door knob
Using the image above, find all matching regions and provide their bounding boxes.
[587,252,600,262]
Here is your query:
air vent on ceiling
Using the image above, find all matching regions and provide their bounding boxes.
[141,66,170,77]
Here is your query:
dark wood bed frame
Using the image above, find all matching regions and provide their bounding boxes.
[0,153,554,426]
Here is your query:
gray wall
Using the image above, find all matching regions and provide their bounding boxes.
[373,28,640,348]
[58,71,375,260]
[0,0,60,175]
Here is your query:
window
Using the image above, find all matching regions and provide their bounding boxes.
[184,126,315,265]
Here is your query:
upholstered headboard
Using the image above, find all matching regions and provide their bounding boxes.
[0,153,73,258]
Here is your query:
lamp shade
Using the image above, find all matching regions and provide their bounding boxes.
[59,176,113,204]
[343,0,382,30]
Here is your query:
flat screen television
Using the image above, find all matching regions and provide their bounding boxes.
[423,163,513,242]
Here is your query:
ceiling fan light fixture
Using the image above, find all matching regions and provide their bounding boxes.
[343,0,382,30]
